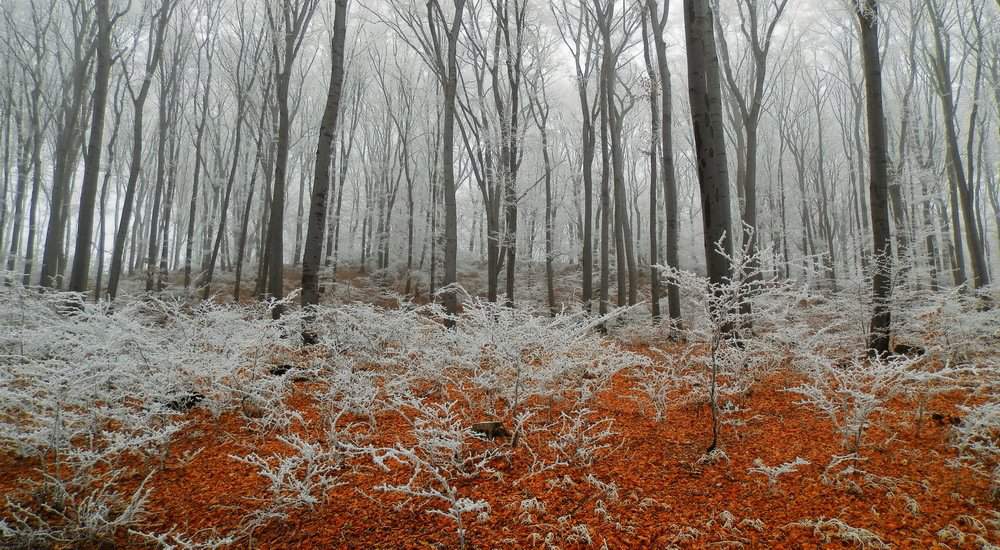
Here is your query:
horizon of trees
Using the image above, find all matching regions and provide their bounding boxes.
[1,0,999,349]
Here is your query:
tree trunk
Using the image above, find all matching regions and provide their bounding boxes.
[68,0,113,293]
[857,0,892,356]
[642,10,660,322]
[108,0,175,300]
[683,0,734,289]
[647,0,682,325]
[302,0,349,310]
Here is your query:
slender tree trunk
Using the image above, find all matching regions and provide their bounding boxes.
[108,0,174,300]
[598,67,611,318]
[185,59,213,289]
[21,114,43,288]
[643,11,660,321]
[5,101,29,281]
[647,0,681,325]
[926,0,990,289]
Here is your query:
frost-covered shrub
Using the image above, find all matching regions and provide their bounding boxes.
[2,452,152,549]
[748,457,809,490]
[305,300,445,370]
[788,517,889,549]
[950,401,1000,499]
[656,236,793,450]
[893,283,1000,361]
[786,354,922,451]
[548,408,619,467]
[424,299,648,448]
[634,346,699,421]
[449,301,632,403]
[231,433,344,535]
[0,286,300,546]
[356,398,502,550]
[323,368,382,428]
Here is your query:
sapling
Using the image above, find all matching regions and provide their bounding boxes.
[747,457,810,490]
[356,398,504,550]
[656,232,791,451]
[786,353,922,452]
[230,433,344,538]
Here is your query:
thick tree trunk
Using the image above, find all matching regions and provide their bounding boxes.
[683,0,734,288]
[438,0,466,320]
[40,37,92,289]
[302,0,349,310]
[68,0,113,293]
[857,0,892,356]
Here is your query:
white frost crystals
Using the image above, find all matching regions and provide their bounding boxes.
[0,284,653,548]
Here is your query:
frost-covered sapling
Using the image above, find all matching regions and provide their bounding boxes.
[230,433,344,539]
[360,399,503,550]
[656,234,790,451]
[787,352,932,452]
[748,457,810,491]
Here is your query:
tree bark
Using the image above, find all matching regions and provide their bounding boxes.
[683,0,734,289]
[68,0,113,292]
[856,0,892,356]
[302,0,349,310]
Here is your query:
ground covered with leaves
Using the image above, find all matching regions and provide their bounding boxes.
[1,277,999,549]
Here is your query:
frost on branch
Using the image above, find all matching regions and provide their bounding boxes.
[230,433,344,536]
[748,457,810,489]
[785,354,925,452]
[358,398,504,550]
[787,517,890,549]
[950,401,1000,499]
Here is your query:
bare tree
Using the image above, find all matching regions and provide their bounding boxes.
[552,0,600,312]
[381,0,467,318]
[923,0,991,290]
[527,35,557,315]
[302,0,349,311]
[144,16,189,291]
[645,0,683,327]
[107,0,179,301]
[39,0,97,289]
[68,0,124,293]
[264,0,319,318]
[683,0,734,291]
[855,0,892,356]
[713,0,789,317]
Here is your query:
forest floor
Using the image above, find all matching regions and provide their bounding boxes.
[1,276,999,549]
[3,348,996,549]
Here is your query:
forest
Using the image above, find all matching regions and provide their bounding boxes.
[1,0,999,548]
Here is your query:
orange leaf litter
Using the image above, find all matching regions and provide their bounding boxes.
[1,346,996,549]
